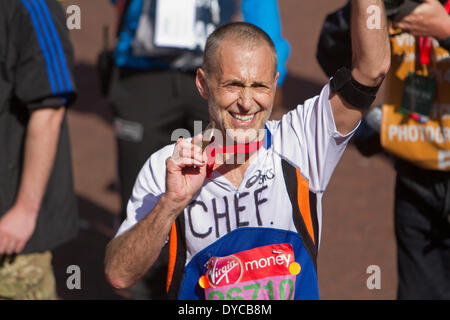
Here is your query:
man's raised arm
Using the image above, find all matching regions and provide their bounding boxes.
[330,0,391,135]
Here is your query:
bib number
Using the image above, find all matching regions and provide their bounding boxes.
[207,277,295,300]
[199,243,301,300]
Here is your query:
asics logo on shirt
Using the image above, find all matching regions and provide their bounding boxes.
[245,169,275,189]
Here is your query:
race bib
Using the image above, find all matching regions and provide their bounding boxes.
[198,243,301,300]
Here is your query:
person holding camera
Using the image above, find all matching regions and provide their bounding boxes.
[384,0,450,300]
[317,0,450,299]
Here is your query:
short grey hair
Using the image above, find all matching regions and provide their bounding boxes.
[202,22,278,78]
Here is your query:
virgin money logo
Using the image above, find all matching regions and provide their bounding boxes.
[207,255,243,288]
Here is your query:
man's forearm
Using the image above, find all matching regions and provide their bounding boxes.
[351,0,391,86]
[105,194,184,289]
[0,106,65,255]
[329,0,390,135]
[14,107,65,216]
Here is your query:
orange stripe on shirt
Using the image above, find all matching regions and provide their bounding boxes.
[296,169,315,245]
[166,222,177,293]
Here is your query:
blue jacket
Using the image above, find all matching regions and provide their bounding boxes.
[111,0,290,85]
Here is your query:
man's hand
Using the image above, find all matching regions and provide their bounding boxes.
[394,0,450,40]
[164,134,208,207]
[0,205,37,255]
[105,134,208,289]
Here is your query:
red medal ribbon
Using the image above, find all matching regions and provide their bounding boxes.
[419,36,433,66]
[205,140,264,178]
[418,0,450,66]
[445,0,450,13]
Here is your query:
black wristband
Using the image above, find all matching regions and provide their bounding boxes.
[330,67,382,111]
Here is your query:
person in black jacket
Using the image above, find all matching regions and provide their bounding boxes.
[386,0,450,300]
[317,0,450,299]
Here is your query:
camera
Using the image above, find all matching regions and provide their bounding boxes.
[384,0,447,20]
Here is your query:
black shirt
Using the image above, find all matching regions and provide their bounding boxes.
[0,0,78,253]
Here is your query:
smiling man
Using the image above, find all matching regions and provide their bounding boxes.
[105,0,391,300]
[198,27,278,142]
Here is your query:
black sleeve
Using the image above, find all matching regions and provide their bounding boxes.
[316,1,352,78]
[13,0,77,110]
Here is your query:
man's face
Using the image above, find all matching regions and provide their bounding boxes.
[196,39,279,144]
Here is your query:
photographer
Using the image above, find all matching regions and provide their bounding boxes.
[317,0,450,299]
[384,0,450,300]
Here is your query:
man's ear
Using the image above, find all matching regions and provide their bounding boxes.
[196,68,209,99]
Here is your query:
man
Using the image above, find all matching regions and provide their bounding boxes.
[109,0,290,225]
[0,0,78,299]
[105,0,390,300]
[107,0,290,300]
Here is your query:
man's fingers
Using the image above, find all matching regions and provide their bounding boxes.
[0,233,7,255]
[169,137,208,174]
[5,238,17,255]
[16,241,26,254]
[183,137,203,155]
[192,133,204,149]
[0,234,10,255]
[168,152,206,168]
[173,138,205,163]
[176,137,204,154]
[394,20,409,29]
[394,21,418,35]
[178,148,203,161]
[173,156,205,167]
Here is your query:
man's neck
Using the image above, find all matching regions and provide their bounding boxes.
[206,129,266,187]
[213,151,259,188]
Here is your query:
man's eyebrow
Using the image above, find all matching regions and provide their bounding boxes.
[221,79,245,86]
[221,79,270,87]
[251,81,270,87]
